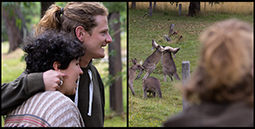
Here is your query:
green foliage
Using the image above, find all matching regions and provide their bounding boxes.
[21,2,40,33]
[103,2,126,14]
[103,2,127,34]
[1,2,40,42]
[55,2,68,7]
[2,2,18,17]
[128,9,253,127]
[2,2,36,30]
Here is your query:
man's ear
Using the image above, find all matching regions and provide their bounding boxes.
[75,26,85,42]
[53,61,61,71]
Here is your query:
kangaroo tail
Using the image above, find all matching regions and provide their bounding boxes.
[158,88,162,98]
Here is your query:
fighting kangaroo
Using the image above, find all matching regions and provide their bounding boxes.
[161,46,180,82]
[135,39,165,81]
[143,76,162,98]
[136,39,180,81]
[128,58,144,95]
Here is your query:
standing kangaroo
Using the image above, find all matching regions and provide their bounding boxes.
[135,39,165,81]
[161,46,180,82]
[143,77,162,98]
[129,58,144,95]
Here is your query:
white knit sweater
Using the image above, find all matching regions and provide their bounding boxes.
[4,91,85,127]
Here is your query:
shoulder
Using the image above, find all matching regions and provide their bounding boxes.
[40,91,84,127]
[163,101,253,127]
[90,63,100,73]
[39,91,75,107]
[22,91,77,114]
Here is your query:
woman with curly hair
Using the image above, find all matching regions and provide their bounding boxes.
[4,30,85,127]
[163,19,253,127]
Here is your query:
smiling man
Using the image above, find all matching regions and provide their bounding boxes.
[2,2,112,127]
[77,15,112,67]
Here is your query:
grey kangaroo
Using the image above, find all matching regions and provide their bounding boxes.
[136,39,180,81]
[143,76,162,98]
[129,58,144,95]
[161,46,180,82]
[135,39,165,81]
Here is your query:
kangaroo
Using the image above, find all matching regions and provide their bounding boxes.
[143,77,162,98]
[161,46,180,82]
[135,39,165,81]
[168,24,183,42]
[128,58,144,95]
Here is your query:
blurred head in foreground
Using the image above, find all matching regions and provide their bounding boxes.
[183,19,253,107]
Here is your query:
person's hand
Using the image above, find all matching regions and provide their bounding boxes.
[43,70,67,91]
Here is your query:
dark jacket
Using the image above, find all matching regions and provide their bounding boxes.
[163,101,253,127]
[67,61,105,127]
[1,60,105,127]
[1,72,45,114]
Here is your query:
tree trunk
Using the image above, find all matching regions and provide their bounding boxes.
[131,2,136,9]
[41,2,54,18]
[188,2,200,17]
[153,2,156,11]
[108,12,123,115]
[2,5,23,53]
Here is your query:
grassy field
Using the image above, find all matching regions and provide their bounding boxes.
[1,32,127,127]
[128,9,253,127]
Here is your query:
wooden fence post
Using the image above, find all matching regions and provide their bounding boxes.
[179,4,182,15]
[182,61,190,110]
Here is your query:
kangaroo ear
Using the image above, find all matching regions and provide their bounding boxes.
[151,39,157,51]
[134,58,137,63]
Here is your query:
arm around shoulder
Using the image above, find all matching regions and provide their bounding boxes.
[1,71,45,115]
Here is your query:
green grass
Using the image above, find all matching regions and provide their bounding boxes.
[1,32,127,127]
[1,42,26,83]
[128,9,253,127]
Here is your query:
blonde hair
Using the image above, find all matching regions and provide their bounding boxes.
[35,2,108,37]
[183,19,253,107]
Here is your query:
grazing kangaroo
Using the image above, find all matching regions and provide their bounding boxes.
[161,46,180,82]
[143,77,162,98]
[135,39,165,81]
[128,58,144,95]
[168,24,183,42]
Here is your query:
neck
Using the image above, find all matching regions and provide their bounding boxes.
[80,55,92,68]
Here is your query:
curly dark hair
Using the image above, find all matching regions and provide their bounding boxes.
[22,29,85,74]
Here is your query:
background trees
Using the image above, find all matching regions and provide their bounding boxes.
[2,2,31,53]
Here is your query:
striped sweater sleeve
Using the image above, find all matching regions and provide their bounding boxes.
[5,91,85,127]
